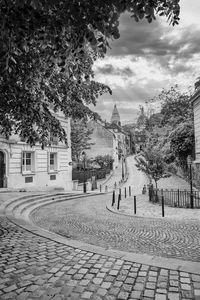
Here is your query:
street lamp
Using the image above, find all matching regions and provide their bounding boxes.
[122,154,124,181]
[82,151,87,193]
[187,155,194,209]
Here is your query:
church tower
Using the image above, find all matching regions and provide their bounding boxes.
[111,104,121,126]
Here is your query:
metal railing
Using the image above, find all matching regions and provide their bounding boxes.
[149,188,200,208]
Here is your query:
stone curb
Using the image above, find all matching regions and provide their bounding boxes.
[3,193,200,276]
[106,202,164,220]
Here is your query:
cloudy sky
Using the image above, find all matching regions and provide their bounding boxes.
[92,0,200,124]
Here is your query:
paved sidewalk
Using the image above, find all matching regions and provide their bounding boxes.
[1,214,200,300]
[108,194,200,221]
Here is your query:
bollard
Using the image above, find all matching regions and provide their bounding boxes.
[134,196,136,214]
[117,193,120,210]
[105,185,108,193]
[177,189,180,207]
[100,184,102,193]
[124,187,126,198]
[119,188,121,200]
[129,186,131,197]
[112,190,115,206]
[162,195,165,217]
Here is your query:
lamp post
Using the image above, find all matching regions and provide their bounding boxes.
[187,155,194,209]
[122,154,124,181]
[82,151,87,193]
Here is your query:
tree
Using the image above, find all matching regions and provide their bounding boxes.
[143,85,194,172]
[135,149,169,189]
[170,120,194,169]
[94,155,114,169]
[159,85,193,126]
[0,1,180,146]
[71,119,94,163]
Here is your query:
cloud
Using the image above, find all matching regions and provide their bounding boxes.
[92,2,200,123]
[107,13,200,71]
[97,64,135,77]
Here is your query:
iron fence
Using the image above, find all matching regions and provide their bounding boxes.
[149,188,200,208]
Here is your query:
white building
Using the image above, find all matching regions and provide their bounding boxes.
[0,115,72,191]
[86,120,119,169]
[191,78,200,164]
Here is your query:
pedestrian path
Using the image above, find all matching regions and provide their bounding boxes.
[108,193,200,221]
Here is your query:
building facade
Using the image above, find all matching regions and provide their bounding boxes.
[191,78,200,164]
[105,105,130,158]
[0,115,72,191]
[86,120,118,169]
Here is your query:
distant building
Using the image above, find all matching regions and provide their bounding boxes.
[105,105,130,158]
[86,120,118,169]
[191,78,200,164]
[85,105,130,168]
[0,114,72,191]
[111,104,121,126]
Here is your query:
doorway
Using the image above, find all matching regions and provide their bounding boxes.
[0,151,5,188]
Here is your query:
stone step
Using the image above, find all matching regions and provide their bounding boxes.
[4,192,68,214]
[13,193,79,217]
[21,194,93,222]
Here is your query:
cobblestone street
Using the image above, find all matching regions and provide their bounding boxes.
[31,194,200,263]
[1,216,200,300]
[1,156,200,299]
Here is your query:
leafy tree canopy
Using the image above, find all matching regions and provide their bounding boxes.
[94,154,114,169]
[170,120,194,162]
[135,148,169,188]
[0,0,180,146]
[159,85,193,126]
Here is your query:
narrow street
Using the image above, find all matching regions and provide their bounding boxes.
[31,156,200,263]
[102,155,149,194]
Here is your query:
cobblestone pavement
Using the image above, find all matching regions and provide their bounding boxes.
[1,216,200,300]
[31,193,200,262]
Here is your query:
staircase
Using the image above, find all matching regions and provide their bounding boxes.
[0,191,101,225]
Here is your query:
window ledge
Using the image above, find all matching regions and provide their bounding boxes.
[48,170,58,174]
[22,172,35,176]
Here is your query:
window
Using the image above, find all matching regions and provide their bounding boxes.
[48,152,58,172]
[22,152,35,173]
[50,133,58,145]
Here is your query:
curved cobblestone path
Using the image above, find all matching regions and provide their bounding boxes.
[1,216,200,300]
[31,194,200,262]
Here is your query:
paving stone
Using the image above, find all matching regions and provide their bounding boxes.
[130,290,142,299]
[117,291,129,300]
[168,293,180,300]
[181,290,193,298]
[180,277,190,284]
[181,284,191,290]
[93,278,103,285]
[3,284,18,293]
[101,282,111,289]
[194,289,200,296]
[108,287,120,296]
[82,291,93,299]
[97,288,107,296]
[146,282,156,289]
[155,294,167,300]
[144,289,155,298]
